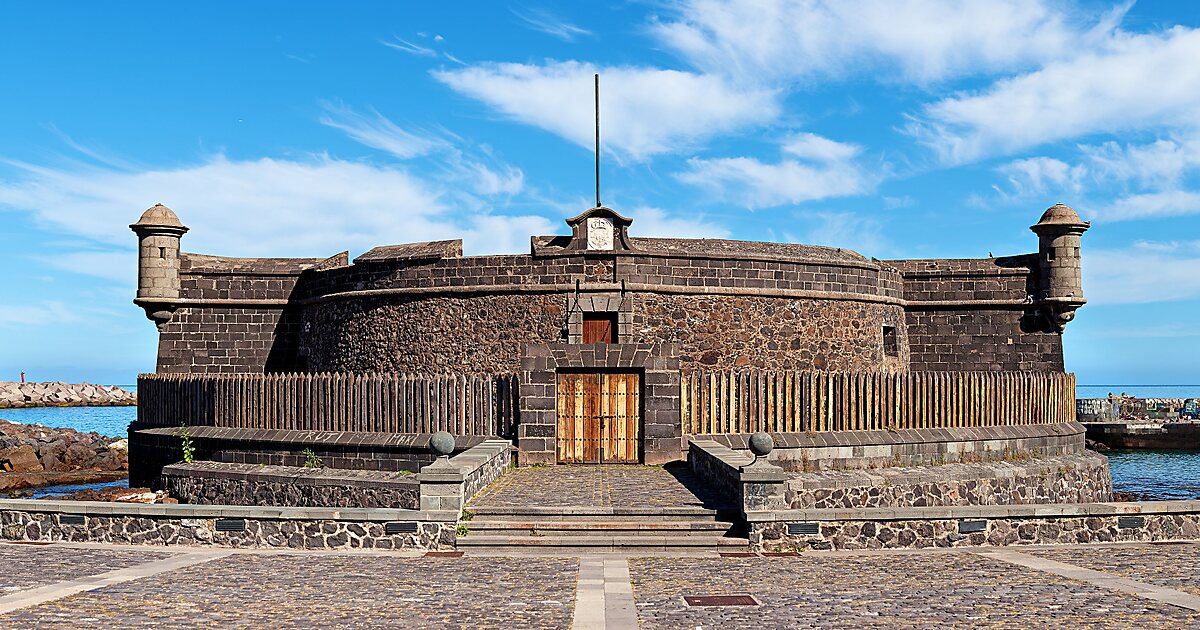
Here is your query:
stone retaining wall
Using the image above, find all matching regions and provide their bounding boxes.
[787,452,1112,509]
[0,499,456,550]
[748,501,1200,552]
[161,462,420,509]
[697,423,1088,472]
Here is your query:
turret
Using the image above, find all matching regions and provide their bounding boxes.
[1031,202,1089,331]
[131,203,188,327]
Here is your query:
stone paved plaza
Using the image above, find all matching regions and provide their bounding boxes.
[468,463,728,509]
[3,541,1200,628]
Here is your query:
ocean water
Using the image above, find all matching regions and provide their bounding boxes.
[0,405,136,438]
[1105,450,1200,501]
[1077,385,1200,399]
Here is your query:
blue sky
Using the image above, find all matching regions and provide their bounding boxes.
[1,1,1197,385]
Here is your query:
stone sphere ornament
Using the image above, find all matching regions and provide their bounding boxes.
[430,431,456,457]
[748,432,774,458]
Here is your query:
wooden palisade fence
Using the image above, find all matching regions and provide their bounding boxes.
[681,371,1076,435]
[137,372,519,438]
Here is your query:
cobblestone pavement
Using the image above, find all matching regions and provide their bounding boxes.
[0,552,577,629]
[1032,542,1200,597]
[4,542,1200,628]
[0,543,172,595]
[629,551,1200,629]
[469,462,729,508]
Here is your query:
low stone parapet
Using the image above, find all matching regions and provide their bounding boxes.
[161,461,420,509]
[694,422,1089,472]
[419,439,513,514]
[0,498,457,549]
[746,501,1200,552]
[787,452,1112,509]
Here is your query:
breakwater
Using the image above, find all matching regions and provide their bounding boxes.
[0,381,136,408]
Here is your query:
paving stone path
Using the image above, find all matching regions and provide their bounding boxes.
[3,541,1200,628]
[468,462,728,508]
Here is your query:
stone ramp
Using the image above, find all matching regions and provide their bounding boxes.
[461,463,747,551]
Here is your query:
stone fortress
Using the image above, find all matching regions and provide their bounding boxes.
[125,201,1109,550]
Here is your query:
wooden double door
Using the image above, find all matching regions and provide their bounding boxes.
[556,372,640,464]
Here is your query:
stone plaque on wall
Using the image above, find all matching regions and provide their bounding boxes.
[586,217,614,250]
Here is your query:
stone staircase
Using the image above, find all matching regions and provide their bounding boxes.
[457,506,748,552]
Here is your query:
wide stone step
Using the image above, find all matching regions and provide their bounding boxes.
[456,534,748,549]
[467,520,736,533]
[467,506,735,521]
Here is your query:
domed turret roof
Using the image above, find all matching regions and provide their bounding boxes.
[1035,203,1085,226]
[130,203,188,234]
[1031,202,1089,233]
[133,203,183,227]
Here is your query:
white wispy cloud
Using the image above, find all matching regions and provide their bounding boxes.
[0,301,79,328]
[994,157,1086,199]
[784,211,888,256]
[651,0,1125,85]
[1084,240,1200,304]
[910,25,1200,163]
[1093,190,1200,222]
[432,61,778,160]
[512,7,591,41]
[319,102,449,159]
[319,102,524,198]
[676,134,874,208]
[0,154,545,258]
[625,206,729,239]
[381,36,438,58]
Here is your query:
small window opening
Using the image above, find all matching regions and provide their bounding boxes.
[1047,248,1056,261]
[582,312,618,344]
[883,326,898,357]
[159,247,167,259]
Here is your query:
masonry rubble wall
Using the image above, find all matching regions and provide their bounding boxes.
[0,499,456,550]
[786,452,1112,509]
[748,501,1200,552]
[161,462,420,509]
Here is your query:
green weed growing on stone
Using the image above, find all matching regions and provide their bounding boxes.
[302,448,323,469]
[177,425,195,464]
[460,509,474,522]
[456,524,469,537]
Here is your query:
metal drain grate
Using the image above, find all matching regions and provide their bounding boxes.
[685,595,759,607]
[385,522,418,535]
[958,520,987,534]
[58,515,85,526]
[1118,516,1145,529]
[215,518,246,532]
[424,551,464,558]
[718,552,758,557]
[763,551,801,557]
[787,523,819,535]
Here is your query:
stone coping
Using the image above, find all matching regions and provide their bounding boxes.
[743,500,1200,523]
[0,498,456,522]
[467,506,725,517]
[448,439,512,474]
[132,425,493,450]
[161,461,419,488]
[695,421,1084,450]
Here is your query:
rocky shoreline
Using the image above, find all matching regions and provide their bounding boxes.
[0,381,136,408]
[0,419,129,493]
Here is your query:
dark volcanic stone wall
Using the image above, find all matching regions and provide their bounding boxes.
[890,257,1063,372]
[634,295,908,371]
[156,306,303,373]
[301,294,565,373]
[903,309,1063,372]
